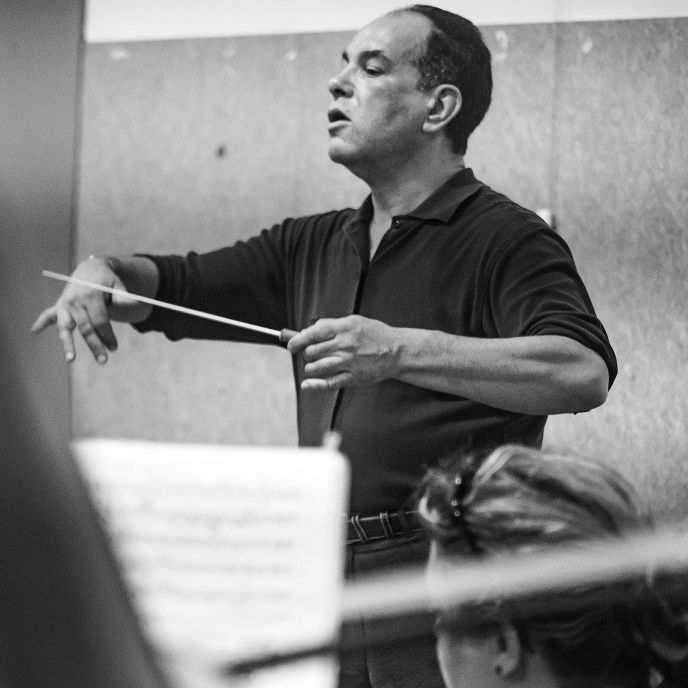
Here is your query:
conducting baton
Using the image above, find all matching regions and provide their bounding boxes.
[42,270,298,343]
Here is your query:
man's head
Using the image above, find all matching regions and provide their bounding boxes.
[326,5,491,174]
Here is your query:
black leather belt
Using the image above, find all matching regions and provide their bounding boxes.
[346,510,424,545]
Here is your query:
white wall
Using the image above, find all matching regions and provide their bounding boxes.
[85,0,688,42]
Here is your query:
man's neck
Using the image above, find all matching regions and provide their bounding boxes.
[361,152,465,258]
[363,150,465,219]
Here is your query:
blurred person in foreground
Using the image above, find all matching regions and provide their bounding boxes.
[419,444,688,688]
[33,5,617,687]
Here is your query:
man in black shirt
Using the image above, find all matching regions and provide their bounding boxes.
[33,6,616,687]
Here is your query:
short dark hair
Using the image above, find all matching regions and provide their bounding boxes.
[398,5,492,155]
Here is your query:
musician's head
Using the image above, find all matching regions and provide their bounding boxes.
[418,444,688,687]
[326,5,491,175]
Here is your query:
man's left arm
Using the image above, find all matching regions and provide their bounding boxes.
[286,316,609,415]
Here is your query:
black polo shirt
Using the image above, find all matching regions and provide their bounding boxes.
[137,168,617,513]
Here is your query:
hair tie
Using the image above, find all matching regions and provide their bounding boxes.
[450,473,481,553]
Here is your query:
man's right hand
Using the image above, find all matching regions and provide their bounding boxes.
[32,256,145,364]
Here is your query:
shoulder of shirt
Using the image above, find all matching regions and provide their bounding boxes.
[257,208,360,255]
[469,181,548,233]
[268,208,359,242]
[280,207,357,227]
[465,180,573,257]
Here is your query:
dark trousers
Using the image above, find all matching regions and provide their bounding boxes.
[338,534,445,688]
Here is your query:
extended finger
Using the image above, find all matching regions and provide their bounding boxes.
[287,319,338,354]
[303,355,346,378]
[71,304,110,364]
[56,309,78,362]
[301,372,352,391]
[301,337,342,363]
[31,307,58,333]
[87,298,118,352]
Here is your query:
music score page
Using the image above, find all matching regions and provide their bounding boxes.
[74,439,349,688]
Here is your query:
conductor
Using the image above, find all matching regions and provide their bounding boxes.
[33,5,617,687]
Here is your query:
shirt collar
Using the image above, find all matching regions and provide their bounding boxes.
[346,167,482,231]
[407,167,482,222]
[347,194,374,229]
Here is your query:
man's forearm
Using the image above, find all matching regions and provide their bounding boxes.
[392,329,609,415]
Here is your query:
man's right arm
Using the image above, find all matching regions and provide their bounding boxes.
[31,255,160,364]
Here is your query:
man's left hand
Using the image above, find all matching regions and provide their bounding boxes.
[286,315,399,390]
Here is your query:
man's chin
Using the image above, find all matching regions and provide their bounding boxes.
[327,135,359,165]
[328,141,372,179]
[328,140,356,165]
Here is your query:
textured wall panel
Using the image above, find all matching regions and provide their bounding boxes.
[75,36,302,447]
[542,18,688,521]
[467,23,558,213]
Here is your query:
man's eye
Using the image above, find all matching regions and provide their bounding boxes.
[365,65,383,76]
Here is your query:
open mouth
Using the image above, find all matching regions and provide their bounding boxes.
[328,109,350,125]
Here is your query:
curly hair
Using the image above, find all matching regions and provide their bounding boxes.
[393,5,493,155]
[417,444,688,687]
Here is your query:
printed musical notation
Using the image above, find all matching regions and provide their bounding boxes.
[74,439,349,688]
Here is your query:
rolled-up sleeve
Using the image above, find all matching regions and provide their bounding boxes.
[485,227,618,388]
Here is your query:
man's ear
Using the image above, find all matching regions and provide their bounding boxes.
[422,84,461,134]
[493,621,523,678]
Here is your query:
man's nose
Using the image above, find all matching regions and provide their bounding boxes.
[328,71,353,98]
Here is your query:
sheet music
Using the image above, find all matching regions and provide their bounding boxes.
[73,439,349,688]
